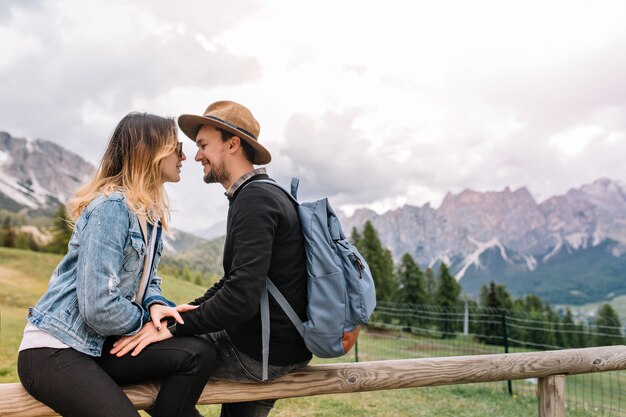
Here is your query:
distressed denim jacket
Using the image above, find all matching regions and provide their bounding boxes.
[27,192,174,356]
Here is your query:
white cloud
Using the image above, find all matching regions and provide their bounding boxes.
[2,0,626,232]
[0,0,262,162]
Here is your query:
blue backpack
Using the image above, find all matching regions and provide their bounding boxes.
[251,178,377,380]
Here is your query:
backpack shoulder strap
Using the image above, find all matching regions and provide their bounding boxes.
[290,177,300,200]
[260,277,305,381]
[267,278,305,336]
[253,177,302,380]
[244,178,300,204]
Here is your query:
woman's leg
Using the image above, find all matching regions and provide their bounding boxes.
[96,336,217,417]
[17,348,140,417]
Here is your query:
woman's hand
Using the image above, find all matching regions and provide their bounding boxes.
[110,321,170,357]
[148,303,198,330]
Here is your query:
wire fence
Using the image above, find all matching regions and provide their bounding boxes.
[349,302,626,417]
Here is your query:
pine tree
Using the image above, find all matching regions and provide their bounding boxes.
[519,294,554,347]
[575,322,589,348]
[350,227,362,247]
[15,232,30,250]
[435,262,460,308]
[478,281,512,345]
[397,253,426,305]
[396,253,426,328]
[435,262,461,338]
[381,248,396,301]
[594,304,624,346]
[3,218,16,248]
[355,221,396,302]
[561,308,577,348]
[523,294,543,312]
[46,204,73,254]
[424,267,437,300]
[544,307,560,347]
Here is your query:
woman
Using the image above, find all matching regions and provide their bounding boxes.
[17,112,216,417]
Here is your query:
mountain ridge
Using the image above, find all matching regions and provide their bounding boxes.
[0,131,209,255]
[337,176,626,303]
[2,131,626,304]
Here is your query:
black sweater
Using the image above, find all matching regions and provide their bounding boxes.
[174,174,311,365]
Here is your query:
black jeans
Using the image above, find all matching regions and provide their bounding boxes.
[18,336,217,417]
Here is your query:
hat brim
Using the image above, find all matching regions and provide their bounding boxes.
[178,114,271,165]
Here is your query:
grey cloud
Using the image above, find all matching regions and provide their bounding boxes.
[0,0,262,161]
[274,110,419,205]
[273,98,626,216]
[273,109,511,209]
[0,0,43,22]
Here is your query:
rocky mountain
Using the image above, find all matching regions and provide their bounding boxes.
[0,131,208,255]
[0,131,94,213]
[195,220,227,241]
[339,178,626,304]
[4,130,626,304]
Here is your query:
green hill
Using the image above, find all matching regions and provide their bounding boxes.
[0,246,209,383]
[161,236,225,280]
[0,247,208,309]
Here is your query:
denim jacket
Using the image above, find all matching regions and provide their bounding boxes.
[26,192,174,356]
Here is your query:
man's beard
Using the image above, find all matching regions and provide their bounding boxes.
[203,160,230,185]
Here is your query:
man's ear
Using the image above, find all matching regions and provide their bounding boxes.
[229,136,241,153]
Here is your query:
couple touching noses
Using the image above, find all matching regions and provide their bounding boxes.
[18,101,310,417]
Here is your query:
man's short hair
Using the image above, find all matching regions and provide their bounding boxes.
[219,129,255,164]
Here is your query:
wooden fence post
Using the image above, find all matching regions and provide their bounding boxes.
[537,374,565,417]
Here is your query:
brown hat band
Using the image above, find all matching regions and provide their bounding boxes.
[204,115,258,140]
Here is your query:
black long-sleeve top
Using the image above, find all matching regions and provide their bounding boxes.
[174,174,311,365]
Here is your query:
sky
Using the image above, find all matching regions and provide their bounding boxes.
[1,0,626,234]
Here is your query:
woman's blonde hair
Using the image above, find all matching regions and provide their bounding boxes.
[68,112,178,230]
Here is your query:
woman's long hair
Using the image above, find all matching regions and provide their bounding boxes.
[67,112,178,230]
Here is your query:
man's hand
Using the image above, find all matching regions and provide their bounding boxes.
[110,321,171,357]
[148,303,199,330]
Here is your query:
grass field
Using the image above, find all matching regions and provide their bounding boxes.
[355,326,626,414]
[0,247,623,416]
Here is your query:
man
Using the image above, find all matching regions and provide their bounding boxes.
[113,100,311,417]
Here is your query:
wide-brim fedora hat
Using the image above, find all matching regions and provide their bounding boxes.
[178,100,271,165]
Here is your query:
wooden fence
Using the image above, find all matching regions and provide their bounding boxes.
[1,346,625,417]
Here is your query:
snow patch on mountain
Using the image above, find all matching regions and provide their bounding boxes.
[543,236,563,263]
[564,232,589,250]
[456,237,510,280]
[0,149,9,165]
[592,230,603,246]
[522,254,537,271]
[429,254,451,269]
[162,238,176,254]
[0,174,40,208]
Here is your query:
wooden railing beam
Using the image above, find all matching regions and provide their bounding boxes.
[0,346,624,417]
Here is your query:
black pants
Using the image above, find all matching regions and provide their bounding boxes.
[18,336,217,417]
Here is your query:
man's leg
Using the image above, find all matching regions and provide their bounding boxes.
[202,330,309,417]
[18,348,140,417]
[96,336,217,417]
[219,400,276,417]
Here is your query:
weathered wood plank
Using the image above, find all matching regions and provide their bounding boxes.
[1,346,624,417]
[537,374,565,417]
